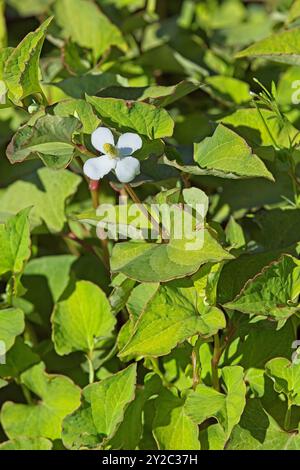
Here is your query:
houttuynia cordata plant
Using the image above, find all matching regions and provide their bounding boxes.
[2,0,300,452]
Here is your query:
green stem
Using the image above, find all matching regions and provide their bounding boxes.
[254,101,279,150]
[89,179,110,270]
[89,179,99,209]
[20,383,33,405]
[76,144,96,158]
[147,0,156,14]
[124,183,168,240]
[284,402,292,431]
[150,357,170,388]
[86,351,94,384]
[287,151,299,206]
[211,333,221,391]
[191,349,200,390]
[6,277,14,306]
[98,343,118,368]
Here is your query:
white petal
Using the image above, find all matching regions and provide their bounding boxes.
[117,133,142,156]
[91,127,115,153]
[83,156,117,180]
[115,157,141,183]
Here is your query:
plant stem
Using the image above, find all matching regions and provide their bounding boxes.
[287,151,300,206]
[89,179,100,209]
[191,349,200,390]
[75,144,96,158]
[150,357,170,388]
[98,343,118,368]
[86,351,94,384]
[284,400,292,431]
[254,101,279,150]
[147,0,156,14]
[211,333,221,391]
[88,179,110,269]
[124,183,168,240]
[19,383,33,404]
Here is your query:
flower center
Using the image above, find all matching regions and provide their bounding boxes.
[103,143,118,158]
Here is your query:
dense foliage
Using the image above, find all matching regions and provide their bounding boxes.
[2,0,300,451]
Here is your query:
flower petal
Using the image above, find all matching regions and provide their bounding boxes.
[83,156,117,180]
[117,133,142,156]
[115,156,141,183]
[91,127,115,153]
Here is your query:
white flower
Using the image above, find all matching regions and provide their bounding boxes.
[83,127,142,183]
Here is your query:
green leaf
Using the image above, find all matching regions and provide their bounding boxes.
[99,80,200,107]
[7,115,81,169]
[109,273,136,316]
[221,317,295,371]
[52,280,116,355]
[153,391,200,450]
[288,0,300,23]
[0,208,31,277]
[220,108,300,152]
[3,17,52,104]
[1,362,81,440]
[186,386,225,424]
[119,281,226,360]
[90,364,136,438]
[126,282,159,321]
[0,337,40,379]
[86,95,174,139]
[217,250,285,305]
[225,216,246,249]
[109,374,161,450]
[0,308,24,351]
[0,0,6,48]
[236,27,300,65]
[111,228,232,283]
[7,0,54,16]
[227,399,300,450]
[0,378,7,389]
[53,73,128,99]
[194,125,274,181]
[266,358,300,406]
[248,209,300,252]
[224,254,300,322]
[23,254,77,322]
[0,437,52,450]
[0,167,81,232]
[185,366,246,444]
[182,187,209,218]
[62,402,99,450]
[205,76,250,105]
[54,99,99,134]
[54,0,127,61]
[62,364,136,449]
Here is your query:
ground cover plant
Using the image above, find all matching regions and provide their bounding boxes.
[2,0,300,451]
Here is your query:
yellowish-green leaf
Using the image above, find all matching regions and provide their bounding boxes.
[0,208,31,277]
[86,95,174,139]
[0,308,24,351]
[0,437,52,450]
[52,280,116,355]
[3,17,52,104]
[224,255,300,322]
[1,362,81,440]
[194,125,274,181]
[7,115,81,169]
[236,27,300,65]
[55,0,127,61]
[62,364,136,448]
[0,168,81,232]
[119,282,226,360]
[153,391,200,450]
